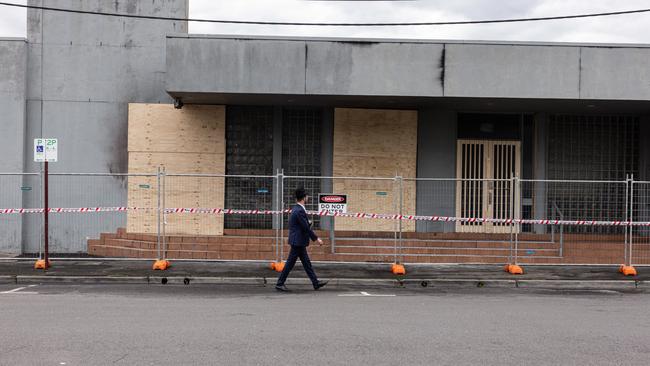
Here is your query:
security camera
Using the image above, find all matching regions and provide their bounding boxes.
[173,98,183,109]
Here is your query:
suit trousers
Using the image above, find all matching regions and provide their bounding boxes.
[276,245,318,287]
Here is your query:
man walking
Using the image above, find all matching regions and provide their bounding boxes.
[275,188,328,292]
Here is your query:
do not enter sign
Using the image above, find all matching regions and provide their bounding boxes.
[318,194,347,214]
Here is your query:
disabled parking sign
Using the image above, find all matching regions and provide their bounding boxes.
[34,138,58,162]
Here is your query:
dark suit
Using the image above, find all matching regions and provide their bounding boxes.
[276,204,320,287]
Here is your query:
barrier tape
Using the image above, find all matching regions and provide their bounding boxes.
[1,205,649,227]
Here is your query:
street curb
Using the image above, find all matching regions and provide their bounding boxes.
[0,275,16,284]
[7,275,644,290]
[16,276,149,284]
[405,279,517,288]
[516,280,638,290]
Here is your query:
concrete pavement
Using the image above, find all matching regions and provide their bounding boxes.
[0,259,646,290]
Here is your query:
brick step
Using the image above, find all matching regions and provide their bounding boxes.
[334,239,559,250]
[334,246,557,257]
[89,243,644,265]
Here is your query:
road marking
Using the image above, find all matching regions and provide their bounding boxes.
[1,285,38,294]
[338,291,396,297]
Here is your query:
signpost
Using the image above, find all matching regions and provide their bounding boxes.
[34,138,57,270]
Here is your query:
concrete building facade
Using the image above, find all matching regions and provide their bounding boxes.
[1,0,650,259]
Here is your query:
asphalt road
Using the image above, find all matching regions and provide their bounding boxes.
[1,284,649,366]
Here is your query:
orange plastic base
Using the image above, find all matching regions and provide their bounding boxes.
[619,265,637,276]
[152,259,171,270]
[504,264,524,275]
[271,261,285,272]
[391,263,406,275]
[34,259,50,269]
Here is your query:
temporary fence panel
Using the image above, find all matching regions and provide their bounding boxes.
[162,174,276,261]
[0,173,42,256]
[47,173,158,257]
[631,181,650,266]
[517,179,628,265]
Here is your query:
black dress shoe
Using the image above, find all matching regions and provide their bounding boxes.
[314,281,328,290]
[275,285,290,292]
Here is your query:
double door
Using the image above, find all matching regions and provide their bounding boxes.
[455,140,521,233]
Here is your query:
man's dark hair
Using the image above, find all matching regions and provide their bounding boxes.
[295,188,307,201]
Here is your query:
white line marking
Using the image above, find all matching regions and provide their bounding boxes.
[338,291,396,297]
[1,285,38,294]
[1,287,27,294]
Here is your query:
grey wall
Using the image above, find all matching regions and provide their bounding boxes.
[415,109,457,232]
[167,35,650,102]
[21,0,188,253]
[0,39,28,254]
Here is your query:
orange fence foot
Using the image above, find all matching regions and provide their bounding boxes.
[505,264,524,275]
[271,261,285,272]
[620,265,637,276]
[152,259,171,271]
[34,259,50,270]
[391,263,406,275]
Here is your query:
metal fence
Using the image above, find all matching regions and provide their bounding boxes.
[3,171,650,268]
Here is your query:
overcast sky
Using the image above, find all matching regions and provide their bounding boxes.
[1,0,650,43]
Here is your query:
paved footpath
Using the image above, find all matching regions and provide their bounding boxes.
[0,259,648,291]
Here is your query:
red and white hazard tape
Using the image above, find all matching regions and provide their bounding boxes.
[1,206,649,227]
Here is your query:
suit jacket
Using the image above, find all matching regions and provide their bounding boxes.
[288,204,318,247]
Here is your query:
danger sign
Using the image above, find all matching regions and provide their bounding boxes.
[318,194,347,214]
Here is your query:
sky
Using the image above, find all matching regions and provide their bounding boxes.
[1,0,650,43]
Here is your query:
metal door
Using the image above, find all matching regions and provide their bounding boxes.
[456,140,521,233]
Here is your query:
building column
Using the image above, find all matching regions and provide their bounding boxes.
[533,113,548,234]
[415,109,457,233]
[272,107,283,230]
[320,108,334,230]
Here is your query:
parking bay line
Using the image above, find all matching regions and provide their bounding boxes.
[1,285,38,294]
[338,291,396,297]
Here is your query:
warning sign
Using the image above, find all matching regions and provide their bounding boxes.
[318,194,347,215]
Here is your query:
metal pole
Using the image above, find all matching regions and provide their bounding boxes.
[274,170,279,262]
[514,176,520,265]
[278,169,284,261]
[623,174,630,264]
[156,167,162,260]
[393,176,398,264]
[509,176,514,265]
[38,166,44,260]
[329,178,335,254]
[162,167,167,260]
[627,174,634,266]
[43,161,49,269]
[398,176,404,264]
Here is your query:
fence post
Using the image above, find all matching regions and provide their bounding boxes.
[627,174,634,266]
[624,174,630,266]
[514,176,520,266]
[505,176,523,274]
[393,176,398,265]
[162,167,167,260]
[275,169,281,262]
[397,176,404,263]
[279,170,285,261]
[156,166,162,260]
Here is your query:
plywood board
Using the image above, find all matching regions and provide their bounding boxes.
[127,103,226,235]
[333,108,417,232]
[128,104,226,154]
